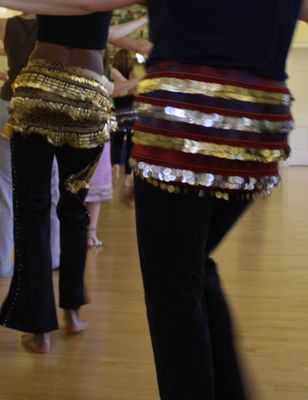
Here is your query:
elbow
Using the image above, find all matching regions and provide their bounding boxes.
[108,31,117,43]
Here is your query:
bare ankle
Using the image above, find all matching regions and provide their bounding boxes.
[21,333,50,353]
[87,228,103,248]
[64,309,87,334]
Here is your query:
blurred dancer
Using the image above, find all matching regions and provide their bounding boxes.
[0,14,60,278]
[111,49,137,189]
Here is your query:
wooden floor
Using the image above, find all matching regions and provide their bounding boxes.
[0,166,308,400]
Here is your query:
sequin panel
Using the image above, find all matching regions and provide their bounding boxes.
[137,77,292,106]
[4,60,116,149]
[132,159,281,196]
[133,131,288,163]
[135,103,293,134]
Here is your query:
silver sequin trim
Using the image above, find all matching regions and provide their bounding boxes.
[135,103,293,134]
[132,160,281,195]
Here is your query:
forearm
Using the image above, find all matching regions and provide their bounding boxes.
[0,0,140,15]
[108,16,148,42]
[0,1,88,15]
[110,68,127,83]
[111,36,152,54]
[112,78,138,98]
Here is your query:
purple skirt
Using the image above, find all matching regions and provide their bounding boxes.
[86,141,113,203]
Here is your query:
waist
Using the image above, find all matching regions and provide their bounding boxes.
[146,61,290,90]
[147,50,288,81]
[4,59,115,148]
[31,42,104,75]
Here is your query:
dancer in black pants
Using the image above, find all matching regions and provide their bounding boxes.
[111,49,137,188]
[1,133,101,334]
[0,11,115,353]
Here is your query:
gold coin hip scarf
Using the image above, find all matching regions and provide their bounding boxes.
[131,61,294,199]
[3,59,116,149]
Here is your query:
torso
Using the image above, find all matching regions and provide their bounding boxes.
[147,0,303,80]
[32,12,113,75]
[132,0,300,196]
[30,43,105,74]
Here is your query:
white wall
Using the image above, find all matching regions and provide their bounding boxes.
[287,45,308,165]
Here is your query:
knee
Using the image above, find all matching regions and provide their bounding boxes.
[57,193,89,227]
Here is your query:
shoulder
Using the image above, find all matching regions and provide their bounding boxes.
[5,16,20,27]
[3,16,21,36]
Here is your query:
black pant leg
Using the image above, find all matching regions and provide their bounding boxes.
[204,259,248,400]
[111,130,125,165]
[55,144,101,309]
[0,133,58,333]
[206,198,252,254]
[203,199,251,400]
[134,177,216,400]
[124,130,133,175]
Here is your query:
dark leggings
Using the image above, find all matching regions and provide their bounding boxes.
[0,133,101,333]
[111,129,133,175]
[134,177,251,400]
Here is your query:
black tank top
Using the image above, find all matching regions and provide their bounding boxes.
[147,0,303,80]
[37,12,112,50]
[0,16,38,101]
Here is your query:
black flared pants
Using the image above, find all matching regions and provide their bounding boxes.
[0,133,101,333]
[134,177,251,400]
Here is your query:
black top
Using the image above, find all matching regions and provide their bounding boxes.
[147,0,303,80]
[37,12,112,50]
[1,16,38,101]
[114,95,134,109]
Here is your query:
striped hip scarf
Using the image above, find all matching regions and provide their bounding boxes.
[114,95,137,132]
[131,61,293,199]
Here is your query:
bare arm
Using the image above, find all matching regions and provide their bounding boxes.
[0,18,7,42]
[111,36,152,54]
[0,0,141,15]
[108,16,148,43]
[110,67,138,97]
[112,77,138,97]
[110,67,127,83]
[0,19,7,59]
[300,0,308,22]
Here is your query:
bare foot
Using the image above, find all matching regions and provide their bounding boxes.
[87,229,103,248]
[64,309,87,334]
[112,164,120,183]
[21,333,50,353]
[121,184,134,208]
[124,174,134,188]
